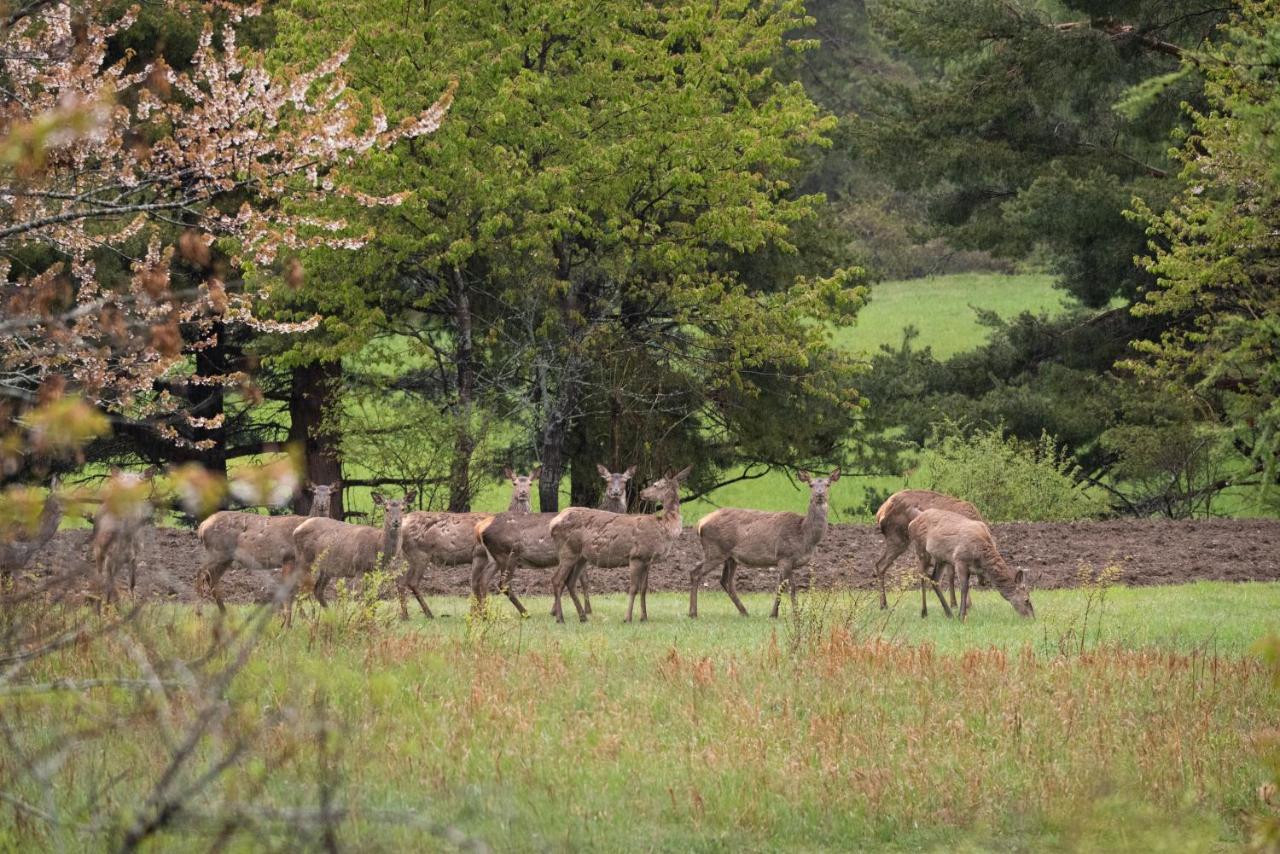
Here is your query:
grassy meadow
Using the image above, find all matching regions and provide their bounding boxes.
[6,582,1280,850]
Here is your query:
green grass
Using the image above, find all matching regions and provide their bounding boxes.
[6,582,1279,850]
[833,271,1065,358]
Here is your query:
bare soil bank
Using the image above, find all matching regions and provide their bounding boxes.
[25,518,1280,606]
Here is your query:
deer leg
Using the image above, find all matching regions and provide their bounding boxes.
[640,562,651,622]
[918,553,932,618]
[688,557,705,618]
[564,557,589,623]
[771,560,793,619]
[789,562,802,611]
[721,558,749,616]
[930,562,953,619]
[497,555,527,617]
[875,536,909,610]
[580,568,592,615]
[550,555,572,622]
[948,564,958,609]
[313,571,329,608]
[624,558,645,623]
[957,561,972,623]
[198,558,231,614]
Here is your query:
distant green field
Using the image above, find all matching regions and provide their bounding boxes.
[833,271,1064,358]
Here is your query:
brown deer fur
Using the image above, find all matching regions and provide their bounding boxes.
[195,483,335,613]
[689,469,840,619]
[548,466,691,623]
[873,489,983,609]
[90,472,151,606]
[398,471,539,619]
[290,491,414,626]
[908,508,1034,620]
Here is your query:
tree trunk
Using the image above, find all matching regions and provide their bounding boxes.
[192,320,227,479]
[447,268,475,512]
[569,419,600,508]
[289,360,343,519]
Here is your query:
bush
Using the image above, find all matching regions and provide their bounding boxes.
[915,421,1104,521]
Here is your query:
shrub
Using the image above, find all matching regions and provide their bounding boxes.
[915,420,1104,521]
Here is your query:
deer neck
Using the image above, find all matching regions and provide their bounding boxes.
[508,496,531,513]
[659,492,682,539]
[801,497,829,549]
[381,525,403,562]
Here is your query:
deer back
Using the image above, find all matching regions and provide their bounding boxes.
[477,511,560,567]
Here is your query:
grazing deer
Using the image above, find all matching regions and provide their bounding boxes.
[873,489,983,610]
[548,466,691,623]
[690,469,840,619]
[289,491,415,626]
[908,508,1034,620]
[0,476,63,578]
[397,470,538,619]
[195,482,336,613]
[90,471,152,606]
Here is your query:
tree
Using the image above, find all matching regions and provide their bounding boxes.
[270,0,866,511]
[857,0,1229,307]
[1127,0,1280,504]
[0,0,451,499]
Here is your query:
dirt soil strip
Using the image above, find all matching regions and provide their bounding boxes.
[26,518,1280,606]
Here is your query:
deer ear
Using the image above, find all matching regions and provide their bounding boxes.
[404,489,416,505]
[1015,568,1026,586]
[503,467,515,482]
[829,467,841,482]
[597,463,610,479]
[797,470,812,484]
[623,465,636,480]
[530,466,541,481]
[371,491,385,507]
[675,465,693,482]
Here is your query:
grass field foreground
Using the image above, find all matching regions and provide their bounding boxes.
[4,582,1279,850]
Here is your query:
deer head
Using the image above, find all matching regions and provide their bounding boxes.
[796,468,841,507]
[504,468,539,508]
[371,490,414,533]
[308,482,337,516]
[597,463,636,507]
[639,465,692,507]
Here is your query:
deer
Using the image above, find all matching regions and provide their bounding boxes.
[289,490,415,626]
[689,469,840,619]
[549,465,692,623]
[873,489,984,610]
[0,476,63,578]
[195,482,336,613]
[471,463,632,617]
[908,508,1034,620]
[397,469,538,620]
[90,470,153,606]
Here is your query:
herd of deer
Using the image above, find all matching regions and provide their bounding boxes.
[60,464,1035,623]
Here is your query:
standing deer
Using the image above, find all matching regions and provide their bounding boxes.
[90,471,152,606]
[689,469,840,619]
[195,482,336,613]
[873,489,983,610]
[0,476,63,578]
[549,466,692,623]
[397,470,538,620]
[908,508,1034,620]
[289,490,415,625]
[597,463,635,513]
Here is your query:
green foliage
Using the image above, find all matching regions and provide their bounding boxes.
[1128,0,1280,507]
[266,0,867,507]
[858,0,1225,307]
[915,421,1104,521]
